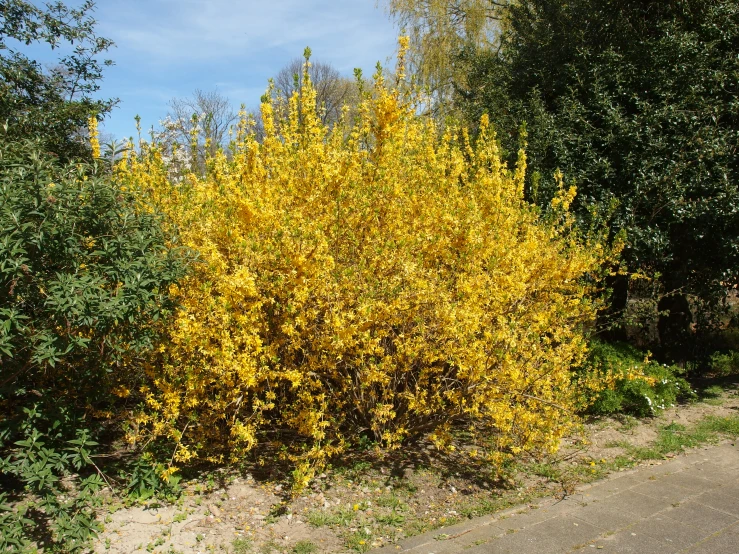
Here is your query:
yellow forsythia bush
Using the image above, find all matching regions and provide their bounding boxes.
[120,47,611,486]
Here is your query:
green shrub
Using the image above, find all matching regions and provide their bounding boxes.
[577,341,694,417]
[0,408,103,552]
[0,135,188,551]
[708,350,739,377]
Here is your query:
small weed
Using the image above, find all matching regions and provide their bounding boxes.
[306,506,356,527]
[231,537,252,553]
[528,462,564,481]
[146,537,165,552]
[700,385,725,405]
[265,502,288,524]
[376,493,404,509]
[346,530,372,552]
[292,540,319,554]
[696,415,739,436]
[173,511,188,523]
[457,497,510,519]
[376,510,406,526]
[619,415,639,432]
[393,479,418,494]
[259,540,281,553]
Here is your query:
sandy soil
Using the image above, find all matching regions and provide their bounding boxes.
[92,387,739,554]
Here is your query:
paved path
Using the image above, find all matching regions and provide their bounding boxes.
[374,443,739,553]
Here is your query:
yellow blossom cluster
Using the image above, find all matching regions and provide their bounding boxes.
[88,116,100,158]
[118,49,612,488]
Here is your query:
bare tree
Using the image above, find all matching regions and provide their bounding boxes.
[164,89,237,171]
[272,58,359,127]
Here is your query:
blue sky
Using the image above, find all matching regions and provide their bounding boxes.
[43,1,401,140]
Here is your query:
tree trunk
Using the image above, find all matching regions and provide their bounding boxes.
[657,293,692,364]
[598,273,629,342]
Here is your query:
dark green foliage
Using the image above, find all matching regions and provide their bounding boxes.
[0,136,189,550]
[708,350,739,377]
[1,0,116,161]
[123,453,182,503]
[0,135,187,403]
[0,406,103,552]
[459,0,739,324]
[579,341,694,417]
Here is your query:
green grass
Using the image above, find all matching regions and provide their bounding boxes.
[231,538,253,553]
[528,462,565,481]
[605,415,739,464]
[259,540,281,554]
[699,385,726,406]
[696,414,739,435]
[292,540,319,554]
[376,510,406,526]
[456,496,515,520]
[375,493,405,509]
[346,530,372,552]
[305,506,356,527]
[514,414,739,505]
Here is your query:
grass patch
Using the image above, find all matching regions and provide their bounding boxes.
[528,462,565,481]
[699,385,726,406]
[456,496,516,519]
[376,493,406,509]
[696,415,739,435]
[259,540,282,554]
[346,530,372,552]
[292,540,319,554]
[231,538,253,553]
[305,506,356,527]
[604,415,739,465]
[376,510,406,526]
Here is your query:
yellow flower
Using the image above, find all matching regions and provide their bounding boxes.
[121,41,614,488]
[88,116,100,158]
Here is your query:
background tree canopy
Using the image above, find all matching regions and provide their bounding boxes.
[456,0,739,356]
[0,0,116,161]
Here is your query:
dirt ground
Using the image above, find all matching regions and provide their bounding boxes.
[92,386,739,554]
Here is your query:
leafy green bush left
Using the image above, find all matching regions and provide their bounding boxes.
[0,134,189,552]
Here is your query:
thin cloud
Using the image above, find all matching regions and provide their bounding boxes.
[90,0,400,139]
[98,1,395,66]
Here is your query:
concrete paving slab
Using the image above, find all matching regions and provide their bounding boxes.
[656,471,722,493]
[398,522,509,554]
[466,516,603,554]
[662,500,738,534]
[694,490,739,517]
[590,529,679,554]
[371,444,739,554]
[605,489,669,518]
[682,522,739,554]
[691,461,739,481]
[493,502,574,531]
[697,445,739,467]
[630,480,695,503]
[590,473,649,491]
[567,502,641,531]
[626,514,713,550]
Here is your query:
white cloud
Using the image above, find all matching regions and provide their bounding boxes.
[98,0,398,69]
[93,0,400,139]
